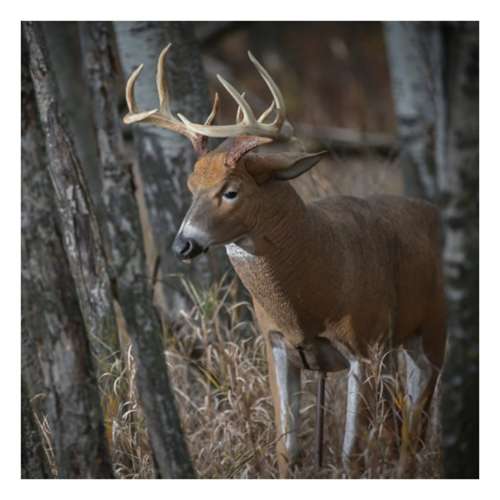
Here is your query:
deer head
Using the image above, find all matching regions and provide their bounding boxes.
[124,45,327,261]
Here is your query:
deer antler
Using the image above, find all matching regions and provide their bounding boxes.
[177,51,294,142]
[124,43,219,156]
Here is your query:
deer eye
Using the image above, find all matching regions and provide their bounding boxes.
[222,190,238,200]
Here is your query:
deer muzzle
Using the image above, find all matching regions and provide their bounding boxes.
[172,234,205,262]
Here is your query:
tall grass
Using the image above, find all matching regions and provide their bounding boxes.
[36,275,442,478]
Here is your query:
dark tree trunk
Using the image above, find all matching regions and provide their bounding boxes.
[113,21,226,320]
[23,21,121,376]
[438,22,479,479]
[41,22,103,214]
[79,21,196,479]
[21,25,114,477]
[21,378,51,478]
[21,27,49,417]
[384,21,479,478]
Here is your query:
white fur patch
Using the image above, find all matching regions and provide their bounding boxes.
[181,220,208,242]
[225,243,255,261]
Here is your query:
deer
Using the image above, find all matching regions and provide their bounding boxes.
[123,44,447,478]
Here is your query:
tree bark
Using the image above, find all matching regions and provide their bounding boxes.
[21,27,49,416]
[438,22,479,479]
[384,22,446,200]
[384,21,479,478]
[21,378,51,478]
[23,21,121,374]
[41,22,103,213]
[79,21,196,479]
[21,27,114,477]
[113,21,225,319]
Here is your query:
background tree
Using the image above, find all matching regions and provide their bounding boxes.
[24,21,121,382]
[384,21,479,478]
[113,21,226,320]
[22,26,114,477]
[41,22,103,213]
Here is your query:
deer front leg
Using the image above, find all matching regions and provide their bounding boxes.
[342,359,364,473]
[266,331,301,478]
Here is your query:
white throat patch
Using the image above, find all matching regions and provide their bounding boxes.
[225,242,255,261]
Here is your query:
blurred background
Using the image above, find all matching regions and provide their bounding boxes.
[21,21,478,479]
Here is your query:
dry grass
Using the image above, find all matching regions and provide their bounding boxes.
[36,275,442,479]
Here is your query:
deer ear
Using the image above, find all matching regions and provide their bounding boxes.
[244,151,328,184]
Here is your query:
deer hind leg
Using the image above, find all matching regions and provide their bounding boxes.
[266,331,301,478]
[399,333,442,475]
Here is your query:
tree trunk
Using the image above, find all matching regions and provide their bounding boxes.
[23,21,121,375]
[21,26,114,477]
[384,21,479,478]
[438,22,479,479]
[21,26,49,416]
[41,22,103,214]
[78,21,196,479]
[21,378,51,478]
[384,22,446,200]
[113,21,225,320]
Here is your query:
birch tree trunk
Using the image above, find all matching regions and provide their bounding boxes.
[21,29,114,477]
[113,21,225,320]
[384,21,479,478]
[384,22,446,200]
[23,21,121,375]
[79,21,195,479]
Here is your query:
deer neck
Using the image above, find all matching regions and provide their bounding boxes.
[229,180,308,256]
[226,182,324,342]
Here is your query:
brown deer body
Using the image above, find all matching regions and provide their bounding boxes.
[124,46,447,477]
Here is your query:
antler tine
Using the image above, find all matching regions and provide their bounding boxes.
[235,92,246,123]
[247,51,286,128]
[124,64,159,123]
[205,92,220,126]
[156,43,173,116]
[217,76,256,123]
[258,101,275,123]
[125,64,142,114]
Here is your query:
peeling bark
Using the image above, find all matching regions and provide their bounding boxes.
[23,21,120,371]
[21,28,114,477]
[113,21,225,318]
[79,22,195,479]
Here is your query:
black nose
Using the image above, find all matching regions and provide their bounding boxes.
[172,235,204,260]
